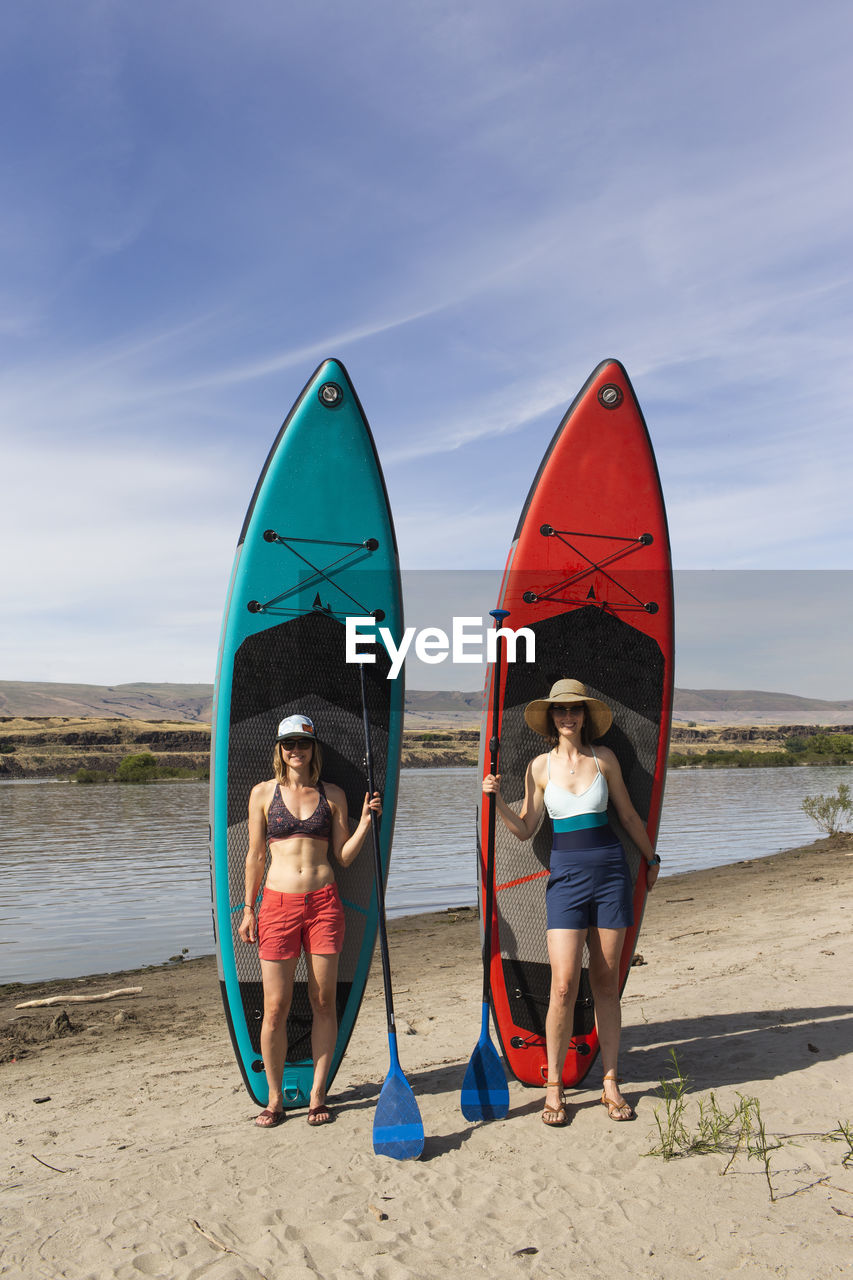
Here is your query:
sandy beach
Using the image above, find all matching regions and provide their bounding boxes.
[2,835,851,1280]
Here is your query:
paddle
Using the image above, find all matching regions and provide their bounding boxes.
[460,608,511,1122]
[359,663,425,1160]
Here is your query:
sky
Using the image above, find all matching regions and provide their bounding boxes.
[1,1,851,697]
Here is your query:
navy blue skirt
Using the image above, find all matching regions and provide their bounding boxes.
[546,822,634,931]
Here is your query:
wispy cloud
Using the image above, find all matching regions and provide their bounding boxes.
[1,1,852,684]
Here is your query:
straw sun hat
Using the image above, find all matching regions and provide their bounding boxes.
[523,678,613,740]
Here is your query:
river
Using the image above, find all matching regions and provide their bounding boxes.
[1,765,848,983]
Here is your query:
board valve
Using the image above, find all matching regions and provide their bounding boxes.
[318,381,344,408]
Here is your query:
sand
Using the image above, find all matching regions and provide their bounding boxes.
[2,836,851,1280]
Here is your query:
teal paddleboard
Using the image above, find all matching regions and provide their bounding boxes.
[210,359,404,1108]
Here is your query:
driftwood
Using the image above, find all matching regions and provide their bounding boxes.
[189,1220,234,1254]
[31,1154,72,1174]
[188,1220,271,1280]
[15,987,142,1009]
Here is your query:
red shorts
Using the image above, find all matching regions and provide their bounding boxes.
[257,884,345,961]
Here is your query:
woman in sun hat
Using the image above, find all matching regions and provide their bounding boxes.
[239,713,381,1129]
[483,678,660,1127]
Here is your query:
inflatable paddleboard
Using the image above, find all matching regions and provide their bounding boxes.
[478,359,673,1089]
[210,359,404,1108]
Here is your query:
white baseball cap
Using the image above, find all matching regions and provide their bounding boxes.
[275,714,317,741]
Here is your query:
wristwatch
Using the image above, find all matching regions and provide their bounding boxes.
[647,854,661,866]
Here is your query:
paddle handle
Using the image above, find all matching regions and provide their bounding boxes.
[482,608,509,1004]
[359,663,397,1032]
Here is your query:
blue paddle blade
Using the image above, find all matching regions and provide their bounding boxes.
[461,1004,510,1121]
[373,1067,424,1160]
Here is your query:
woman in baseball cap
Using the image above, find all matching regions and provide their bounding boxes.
[483,679,660,1128]
[238,713,381,1129]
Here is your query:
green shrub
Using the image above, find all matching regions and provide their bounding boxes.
[801,783,853,836]
[668,752,700,767]
[117,752,160,783]
[808,734,853,756]
[156,764,209,780]
[669,749,797,769]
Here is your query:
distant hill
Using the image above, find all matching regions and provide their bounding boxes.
[0,681,214,722]
[672,689,853,726]
[404,689,484,725]
[404,688,853,727]
[1,681,852,727]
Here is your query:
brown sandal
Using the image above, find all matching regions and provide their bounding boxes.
[542,1080,568,1128]
[255,1107,285,1128]
[307,1102,333,1126]
[601,1072,635,1122]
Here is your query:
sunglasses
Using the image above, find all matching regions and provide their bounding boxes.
[279,737,311,750]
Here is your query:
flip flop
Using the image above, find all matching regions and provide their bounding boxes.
[307,1103,333,1126]
[255,1108,285,1128]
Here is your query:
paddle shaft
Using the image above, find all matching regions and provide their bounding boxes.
[481,608,509,1005]
[359,663,397,1031]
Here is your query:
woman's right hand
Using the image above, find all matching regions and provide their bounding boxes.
[482,772,501,795]
[238,906,257,944]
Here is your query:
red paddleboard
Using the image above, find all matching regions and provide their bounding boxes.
[477,359,674,1089]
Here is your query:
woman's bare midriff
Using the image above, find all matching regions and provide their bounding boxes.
[264,837,335,894]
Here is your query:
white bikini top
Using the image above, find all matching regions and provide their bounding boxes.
[544,747,609,820]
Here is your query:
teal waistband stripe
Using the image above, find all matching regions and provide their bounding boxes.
[552,811,609,834]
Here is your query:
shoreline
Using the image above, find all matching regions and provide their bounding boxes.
[2,833,851,1000]
[0,831,846,998]
[2,833,851,1279]
[2,830,849,1027]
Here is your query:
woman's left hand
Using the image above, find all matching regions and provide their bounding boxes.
[646,860,660,890]
[362,791,382,820]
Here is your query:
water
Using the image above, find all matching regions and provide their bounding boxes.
[654,765,852,871]
[1,765,848,984]
[1,781,211,986]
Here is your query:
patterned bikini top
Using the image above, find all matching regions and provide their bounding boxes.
[266,781,333,842]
